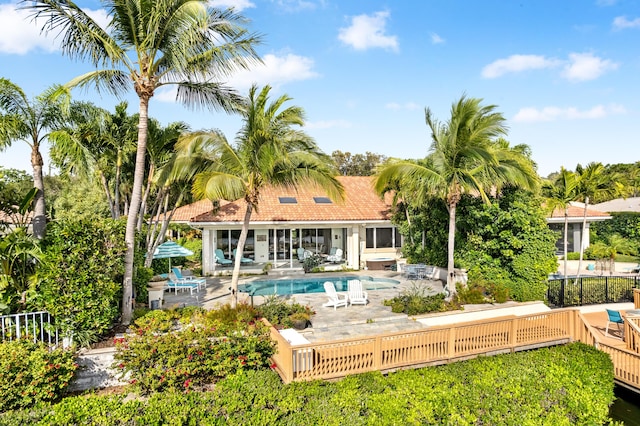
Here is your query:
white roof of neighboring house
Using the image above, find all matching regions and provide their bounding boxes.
[591,197,640,213]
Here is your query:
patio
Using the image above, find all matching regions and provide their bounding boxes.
[157,269,444,340]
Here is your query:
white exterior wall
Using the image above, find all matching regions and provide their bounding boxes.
[254,229,270,262]
[202,229,213,275]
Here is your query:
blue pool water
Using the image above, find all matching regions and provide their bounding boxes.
[238,275,400,296]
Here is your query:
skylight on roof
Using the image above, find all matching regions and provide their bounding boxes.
[278,197,297,204]
[313,197,332,204]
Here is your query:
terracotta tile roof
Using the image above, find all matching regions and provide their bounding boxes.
[547,202,611,219]
[178,176,392,224]
[0,210,32,224]
[170,199,217,222]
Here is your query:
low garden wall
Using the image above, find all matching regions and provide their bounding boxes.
[69,347,127,392]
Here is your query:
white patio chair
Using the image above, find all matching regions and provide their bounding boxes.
[327,248,343,263]
[322,281,348,310]
[347,280,368,306]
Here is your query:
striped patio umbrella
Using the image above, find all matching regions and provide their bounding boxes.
[151,241,194,274]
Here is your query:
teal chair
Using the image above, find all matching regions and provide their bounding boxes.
[215,249,233,266]
[233,249,253,264]
[605,309,624,339]
[171,267,206,290]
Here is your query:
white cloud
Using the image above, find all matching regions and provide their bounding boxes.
[209,0,256,11]
[0,3,110,55]
[430,33,444,44]
[155,52,318,102]
[227,53,319,89]
[561,52,618,81]
[481,54,560,78]
[513,104,626,122]
[385,102,420,111]
[482,52,617,81]
[0,2,58,54]
[612,16,640,30]
[271,0,319,12]
[305,119,351,129]
[338,11,398,51]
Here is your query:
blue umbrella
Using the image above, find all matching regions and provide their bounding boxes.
[151,241,194,274]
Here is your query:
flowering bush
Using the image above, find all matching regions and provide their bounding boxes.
[255,296,314,328]
[114,307,275,394]
[0,339,77,411]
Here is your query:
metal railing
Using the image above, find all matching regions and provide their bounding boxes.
[0,311,59,346]
[547,275,639,307]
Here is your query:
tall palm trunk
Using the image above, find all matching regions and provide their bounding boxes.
[114,148,122,218]
[137,162,155,232]
[574,197,589,285]
[122,96,150,325]
[31,142,46,239]
[99,171,117,219]
[446,202,457,298]
[563,208,569,288]
[230,203,253,308]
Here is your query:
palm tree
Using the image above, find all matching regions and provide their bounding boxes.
[136,118,189,232]
[27,0,262,324]
[542,167,578,279]
[374,96,538,297]
[0,79,71,239]
[572,162,619,281]
[174,85,344,307]
[49,101,138,219]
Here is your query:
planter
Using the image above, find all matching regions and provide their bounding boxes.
[147,287,165,309]
[292,319,308,330]
[148,280,168,289]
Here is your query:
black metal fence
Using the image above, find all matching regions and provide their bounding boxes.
[547,275,640,307]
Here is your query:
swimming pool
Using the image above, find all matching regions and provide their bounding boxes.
[238,275,400,296]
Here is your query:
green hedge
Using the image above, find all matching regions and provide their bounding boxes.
[0,343,615,424]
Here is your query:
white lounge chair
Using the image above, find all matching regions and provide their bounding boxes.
[322,281,348,310]
[347,279,368,306]
[167,274,198,295]
[326,248,343,264]
[172,267,206,290]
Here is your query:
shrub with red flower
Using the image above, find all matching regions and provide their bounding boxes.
[113,306,275,394]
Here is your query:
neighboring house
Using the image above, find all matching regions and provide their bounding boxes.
[174,176,401,275]
[546,202,612,254]
[0,209,33,234]
[591,197,640,214]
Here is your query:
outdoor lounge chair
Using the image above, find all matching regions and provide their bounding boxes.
[171,267,206,290]
[297,247,312,261]
[167,273,199,295]
[347,280,368,306]
[322,281,348,310]
[233,249,254,265]
[326,248,343,264]
[605,309,625,339]
[215,249,233,266]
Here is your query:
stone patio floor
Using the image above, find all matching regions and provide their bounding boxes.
[157,267,637,344]
[159,269,444,342]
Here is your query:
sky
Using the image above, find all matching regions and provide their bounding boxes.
[0,0,639,178]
